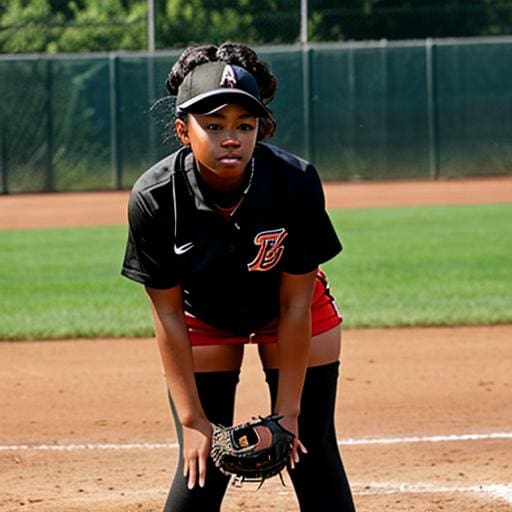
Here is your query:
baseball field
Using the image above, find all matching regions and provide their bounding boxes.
[1,177,511,511]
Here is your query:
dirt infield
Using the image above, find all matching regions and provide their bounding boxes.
[1,176,511,230]
[1,328,511,511]
[1,178,512,511]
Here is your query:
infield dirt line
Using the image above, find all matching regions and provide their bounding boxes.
[353,483,512,503]
[52,482,512,504]
[1,177,511,229]
[2,431,511,452]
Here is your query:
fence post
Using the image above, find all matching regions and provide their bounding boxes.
[147,0,156,52]
[346,45,356,171]
[302,45,315,165]
[426,38,440,179]
[300,0,308,45]
[300,1,316,165]
[45,58,54,192]
[379,39,389,178]
[109,54,122,190]
[0,125,7,194]
[147,54,158,166]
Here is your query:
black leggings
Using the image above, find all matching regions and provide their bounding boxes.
[164,370,240,512]
[265,362,356,512]
[164,362,355,512]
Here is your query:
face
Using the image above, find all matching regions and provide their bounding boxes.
[175,103,259,191]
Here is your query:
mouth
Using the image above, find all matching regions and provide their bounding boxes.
[218,154,243,165]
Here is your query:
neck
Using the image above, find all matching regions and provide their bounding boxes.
[194,159,254,209]
[196,157,254,192]
[195,162,246,193]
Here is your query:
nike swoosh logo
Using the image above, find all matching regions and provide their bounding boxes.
[174,242,194,255]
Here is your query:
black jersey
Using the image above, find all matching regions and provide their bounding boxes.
[121,143,342,336]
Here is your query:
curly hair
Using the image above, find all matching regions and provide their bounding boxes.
[166,42,278,140]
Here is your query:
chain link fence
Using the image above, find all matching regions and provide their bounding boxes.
[1,37,512,193]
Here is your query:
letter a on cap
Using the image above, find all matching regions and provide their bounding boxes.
[220,65,237,88]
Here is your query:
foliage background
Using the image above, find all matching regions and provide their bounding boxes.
[2,1,512,54]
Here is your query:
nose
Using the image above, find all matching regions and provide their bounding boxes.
[221,131,241,148]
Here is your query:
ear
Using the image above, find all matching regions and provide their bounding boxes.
[175,118,190,145]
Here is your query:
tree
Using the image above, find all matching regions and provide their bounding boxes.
[0,0,145,53]
[309,0,512,42]
[156,0,299,49]
[1,0,512,54]
[0,0,64,53]
[57,0,146,52]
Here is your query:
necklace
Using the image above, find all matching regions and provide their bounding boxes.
[212,195,245,219]
[209,158,255,219]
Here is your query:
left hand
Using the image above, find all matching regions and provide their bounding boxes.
[277,413,308,470]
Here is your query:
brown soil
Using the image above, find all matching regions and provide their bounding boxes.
[1,328,511,511]
[0,176,511,230]
[1,178,511,511]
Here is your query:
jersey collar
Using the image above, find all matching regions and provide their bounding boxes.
[181,149,256,215]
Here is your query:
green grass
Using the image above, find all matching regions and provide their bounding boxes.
[0,226,151,339]
[0,203,511,339]
[323,203,512,328]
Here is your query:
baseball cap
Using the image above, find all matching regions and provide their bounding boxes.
[176,61,270,118]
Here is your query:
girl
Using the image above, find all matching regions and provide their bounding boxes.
[122,42,356,512]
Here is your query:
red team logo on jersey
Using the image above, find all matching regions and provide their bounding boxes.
[247,228,288,271]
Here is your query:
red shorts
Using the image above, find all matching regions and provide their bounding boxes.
[184,270,342,346]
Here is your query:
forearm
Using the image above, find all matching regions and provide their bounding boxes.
[146,289,206,427]
[146,287,212,489]
[274,306,311,416]
[155,315,206,425]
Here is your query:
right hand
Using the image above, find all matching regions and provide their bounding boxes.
[276,413,308,470]
[182,417,213,489]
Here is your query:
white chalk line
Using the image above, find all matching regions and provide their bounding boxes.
[1,431,512,453]
[353,482,512,504]
[339,431,512,446]
[26,482,512,506]
[3,431,512,506]
[0,442,178,452]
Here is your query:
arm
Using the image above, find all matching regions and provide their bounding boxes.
[145,285,211,489]
[274,269,317,464]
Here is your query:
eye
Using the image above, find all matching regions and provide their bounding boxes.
[206,123,222,131]
[239,123,256,132]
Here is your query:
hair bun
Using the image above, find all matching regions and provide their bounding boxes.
[166,44,218,95]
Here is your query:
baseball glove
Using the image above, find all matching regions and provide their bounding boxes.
[210,414,295,487]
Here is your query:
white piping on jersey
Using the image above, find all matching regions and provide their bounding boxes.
[172,168,179,240]
[171,169,195,255]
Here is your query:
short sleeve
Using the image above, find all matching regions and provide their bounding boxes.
[121,189,179,289]
[283,165,342,274]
